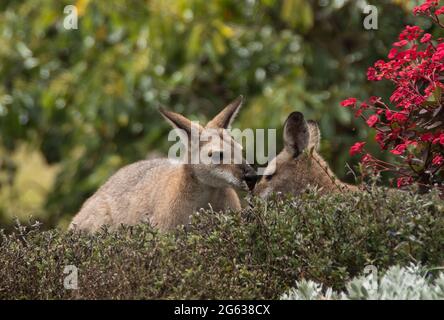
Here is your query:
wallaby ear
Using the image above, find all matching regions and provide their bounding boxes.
[206,95,244,129]
[283,112,310,157]
[158,108,201,138]
[307,120,321,151]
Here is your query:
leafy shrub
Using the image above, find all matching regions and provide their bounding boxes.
[0,187,443,299]
[281,264,444,300]
[343,1,444,193]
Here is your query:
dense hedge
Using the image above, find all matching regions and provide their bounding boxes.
[1,188,443,299]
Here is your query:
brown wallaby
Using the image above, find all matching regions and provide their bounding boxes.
[254,111,358,198]
[69,96,257,232]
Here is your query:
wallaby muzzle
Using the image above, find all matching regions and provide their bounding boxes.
[243,165,258,191]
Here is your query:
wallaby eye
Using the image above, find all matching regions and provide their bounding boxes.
[265,174,274,181]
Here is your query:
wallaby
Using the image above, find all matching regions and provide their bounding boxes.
[254,111,358,198]
[70,96,257,232]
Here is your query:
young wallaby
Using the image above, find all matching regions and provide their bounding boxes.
[253,111,358,199]
[69,96,257,232]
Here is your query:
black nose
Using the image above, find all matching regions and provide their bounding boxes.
[244,168,258,191]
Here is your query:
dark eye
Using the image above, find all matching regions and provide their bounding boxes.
[265,174,274,181]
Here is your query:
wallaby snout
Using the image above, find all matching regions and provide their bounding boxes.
[242,164,258,191]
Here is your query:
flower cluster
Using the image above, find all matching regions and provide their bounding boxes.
[342,1,444,193]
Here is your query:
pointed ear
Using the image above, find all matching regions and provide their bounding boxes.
[158,108,201,137]
[206,95,244,129]
[307,120,321,151]
[283,112,310,157]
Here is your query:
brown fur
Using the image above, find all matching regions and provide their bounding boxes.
[254,112,358,198]
[70,97,256,232]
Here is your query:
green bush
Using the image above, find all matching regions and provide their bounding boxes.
[1,188,443,299]
[281,264,444,300]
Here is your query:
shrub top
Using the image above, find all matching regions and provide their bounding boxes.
[1,188,443,299]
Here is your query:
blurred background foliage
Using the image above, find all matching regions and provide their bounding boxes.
[0,0,432,228]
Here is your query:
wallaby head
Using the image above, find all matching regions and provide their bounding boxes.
[254,111,353,199]
[159,96,257,191]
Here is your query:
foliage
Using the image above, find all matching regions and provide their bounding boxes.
[0,0,424,227]
[343,0,444,193]
[281,264,444,300]
[1,188,443,299]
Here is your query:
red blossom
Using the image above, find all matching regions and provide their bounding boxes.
[420,133,434,142]
[421,33,432,43]
[390,143,407,155]
[375,132,386,149]
[393,39,409,47]
[369,96,380,104]
[367,67,381,81]
[397,176,413,188]
[433,43,444,61]
[366,115,379,127]
[435,6,444,15]
[354,109,363,118]
[399,25,423,42]
[433,155,444,165]
[340,97,357,107]
[392,112,408,123]
[433,133,444,145]
[345,0,444,193]
[388,48,398,59]
[350,142,366,156]
[413,0,438,15]
[361,153,372,162]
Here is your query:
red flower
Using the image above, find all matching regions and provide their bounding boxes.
[393,40,409,47]
[361,153,373,164]
[345,1,444,194]
[388,48,398,59]
[375,132,385,145]
[360,102,369,109]
[399,25,423,41]
[367,67,381,81]
[392,112,408,123]
[433,133,444,145]
[340,97,357,107]
[366,115,379,127]
[421,33,432,43]
[390,143,407,155]
[420,133,434,142]
[397,176,413,188]
[432,43,444,61]
[369,96,380,104]
[432,155,444,165]
[349,142,366,156]
[413,0,438,15]
[435,6,444,15]
[406,140,418,148]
